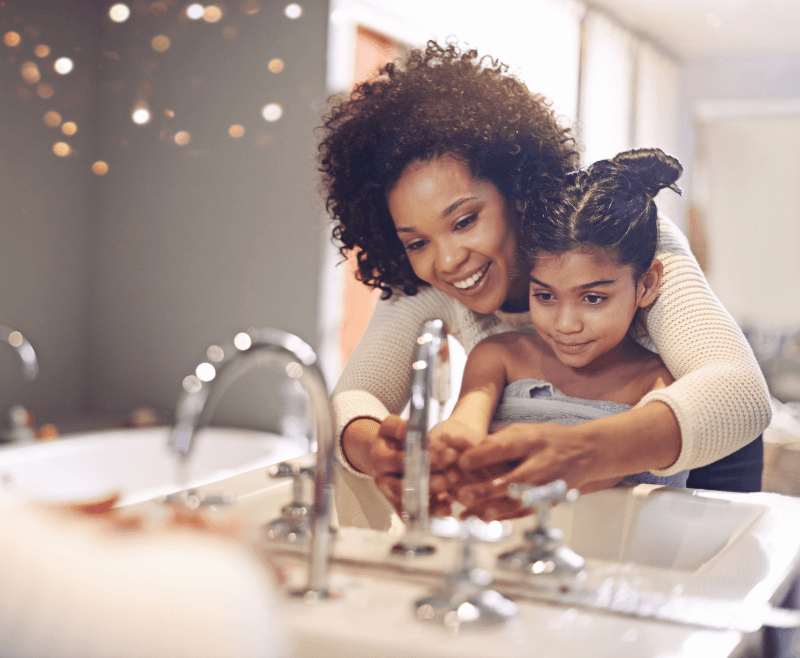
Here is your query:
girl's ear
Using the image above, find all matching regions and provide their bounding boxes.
[636,258,664,308]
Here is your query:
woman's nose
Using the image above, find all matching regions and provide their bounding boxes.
[435,240,468,273]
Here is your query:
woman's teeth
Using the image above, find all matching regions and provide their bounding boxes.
[453,263,490,290]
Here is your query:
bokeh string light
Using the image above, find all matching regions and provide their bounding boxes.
[54,57,73,74]
[109,4,131,23]
[5,0,294,169]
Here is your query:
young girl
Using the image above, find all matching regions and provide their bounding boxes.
[443,148,690,511]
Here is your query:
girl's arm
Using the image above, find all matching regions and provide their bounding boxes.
[438,338,510,441]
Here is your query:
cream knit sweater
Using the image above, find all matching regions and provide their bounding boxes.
[332,216,771,477]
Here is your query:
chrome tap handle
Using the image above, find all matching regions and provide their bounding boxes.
[415,516,518,627]
[269,462,315,511]
[499,480,584,576]
[508,480,579,507]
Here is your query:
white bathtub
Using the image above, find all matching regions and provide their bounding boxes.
[0,426,309,506]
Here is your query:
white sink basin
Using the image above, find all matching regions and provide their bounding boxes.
[0,426,309,506]
[550,484,765,572]
[8,433,799,657]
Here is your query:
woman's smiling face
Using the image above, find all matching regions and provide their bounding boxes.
[387,155,522,315]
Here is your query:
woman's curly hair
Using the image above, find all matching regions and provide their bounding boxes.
[317,40,580,299]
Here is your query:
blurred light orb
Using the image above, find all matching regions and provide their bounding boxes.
[203,5,223,22]
[61,121,77,135]
[228,124,245,138]
[182,375,202,394]
[268,58,284,73]
[150,2,168,16]
[34,44,50,58]
[4,31,21,48]
[54,57,74,74]
[284,3,302,19]
[164,109,175,118]
[261,103,282,122]
[234,332,252,351]
[195,362,216,382]
[241,0,260,14]
[186,3,204,19]
[36,83,54,98]
[151,35,171,52]
[44,110,62,127]
[92,161,109,176]
[53,142,71,157]
[222,26,237,39]
[207,345,225,362]
[132,108,151,124]
[174,130,191,145]
[109,3,131,22]
[7,331,23,347]
[285,362,303,379]
[20,61,41,84]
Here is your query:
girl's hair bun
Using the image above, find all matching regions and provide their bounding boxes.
[609,147,683,198]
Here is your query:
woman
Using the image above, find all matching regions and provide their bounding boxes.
[317,41,769,516]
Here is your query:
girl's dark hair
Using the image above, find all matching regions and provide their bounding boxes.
[318,40,579,298]
[523,148,683,279]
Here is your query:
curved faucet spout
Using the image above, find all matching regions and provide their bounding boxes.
[0,325,38,381]
[169,327,335,597]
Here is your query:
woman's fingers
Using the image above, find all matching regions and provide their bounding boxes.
[374,473,404,515]
[460,497,534,522]
[457,425,545,471]
[378,415,407,446]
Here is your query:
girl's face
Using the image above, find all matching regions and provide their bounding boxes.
[387,155,523,315]
[529,247,660,369]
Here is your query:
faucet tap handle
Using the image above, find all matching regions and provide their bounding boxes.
[508,480,579,508]
[498,480,585,577]
[269,462,312,478]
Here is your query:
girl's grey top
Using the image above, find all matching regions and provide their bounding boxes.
[491,379,689,488]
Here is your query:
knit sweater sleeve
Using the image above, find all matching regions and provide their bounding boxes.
[331,286,503,475]
[640,215,771,476]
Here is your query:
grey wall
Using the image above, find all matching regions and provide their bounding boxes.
[1,0,329,432]
[0,0,100,428]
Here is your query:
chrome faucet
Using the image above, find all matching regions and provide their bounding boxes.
[0,325,38,381]
[168,327,336,599]
[391,318,450,557]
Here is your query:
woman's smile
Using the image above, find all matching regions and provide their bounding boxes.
[387,155,519,315]
[452,262,492,290]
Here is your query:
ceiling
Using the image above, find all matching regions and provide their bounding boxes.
[586,0,800,58]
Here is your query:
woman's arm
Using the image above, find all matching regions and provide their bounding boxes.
[640,216,770,474]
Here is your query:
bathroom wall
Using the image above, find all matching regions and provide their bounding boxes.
[680,53,800,329]
[0,0,100,429]
[0,0,330,432]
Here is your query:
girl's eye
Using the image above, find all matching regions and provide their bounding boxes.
[454,213,478,231]
[584,294,605,304]
[532,292,553,302]
[404,239,427,252]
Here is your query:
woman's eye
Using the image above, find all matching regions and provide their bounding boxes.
[532,292,553,302]
[584,294,605,304]
[454,213,478,231]
[404,240,427,252]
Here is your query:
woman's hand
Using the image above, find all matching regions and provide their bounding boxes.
[449,422,605,510]
[342,415,460,516]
